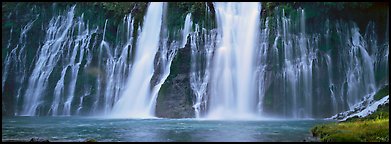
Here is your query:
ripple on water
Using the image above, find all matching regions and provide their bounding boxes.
[2,117,331,142]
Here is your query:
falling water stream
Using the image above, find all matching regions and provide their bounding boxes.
[207,2,261,119]
[1,2,387,120]
[110,2,164,118]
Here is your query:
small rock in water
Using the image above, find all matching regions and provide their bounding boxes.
[30,137,49,142]
[84,139,97,142]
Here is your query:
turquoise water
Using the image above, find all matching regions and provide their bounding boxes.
[2,116,332,142]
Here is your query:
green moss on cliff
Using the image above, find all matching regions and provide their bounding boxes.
[374,85,389,101]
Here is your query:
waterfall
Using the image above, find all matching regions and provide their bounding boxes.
[259,8,319,118]
[207,2,261,119]
[190,24,217,118]
[2,3,388,119]
[325,54,338,114]
[97,14,135,115]
[256,17,270,115]
[62,14,95,116]
[255,7,380,118]
[181,13,193,48]
[2,13,38,116]
[111,2,164,118]
[345,23,376,109]
[20,6,77,116]
[4,3,177,117]
[149,41,177,117]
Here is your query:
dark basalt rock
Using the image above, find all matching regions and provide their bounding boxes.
[155,46,195,118]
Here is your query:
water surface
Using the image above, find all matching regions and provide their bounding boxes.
[2,116,332,142]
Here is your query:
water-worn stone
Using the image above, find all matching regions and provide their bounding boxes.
[155,46,195,118]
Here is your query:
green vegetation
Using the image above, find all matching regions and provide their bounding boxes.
[311,116,389,142]
[345,103,389,122]
[311,85,389,142]
[84,138,97,142]
[374,85,389,101]
[165,2,215,41]
[98,2,139,18]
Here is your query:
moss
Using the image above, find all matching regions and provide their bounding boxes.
[157,80,168,104]
[164,2,215,41]
[312,88,389,142]
[84,138,97,142]
[166,3,189,40]
[311,104,389,142]
[312,118,389,142]
[374,85,389,101]
[189,2,207,25]
[100,2,134,17]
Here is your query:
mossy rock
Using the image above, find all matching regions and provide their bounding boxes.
[374,85,389,101]
[84,138,97,142]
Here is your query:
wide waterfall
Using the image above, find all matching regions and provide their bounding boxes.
[2,2,389,142]
[207,2,261,119]
[1,3,180,117]
[2,2,388,119]
[20,6,89,116]
[187,3,387,119]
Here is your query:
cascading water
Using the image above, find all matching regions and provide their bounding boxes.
[344,23,376,109]
[50,13,98,116]
[2,2,388,119]
[110,2,164,118]
[325,54,338,114]
[21,6,77,116]
[192,5,385,119]
[2,13,38,116]
[207,2,261,119]
[190,24,217,118]
[254,7,381,118]
[2,3,187,117]
[98,14,135,115]
[255,17,270,116]
[148,7,179,116]
[181,13,193,48]
[279,8,316,118]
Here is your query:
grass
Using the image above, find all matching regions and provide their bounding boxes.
[311,104,389,142]
[312,118,389,142]
[311,84,389,142]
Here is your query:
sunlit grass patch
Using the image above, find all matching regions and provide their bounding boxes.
[312,115,389,142]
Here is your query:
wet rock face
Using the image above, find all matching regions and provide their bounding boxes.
[155,46,195,118]
[155,73,194,118]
